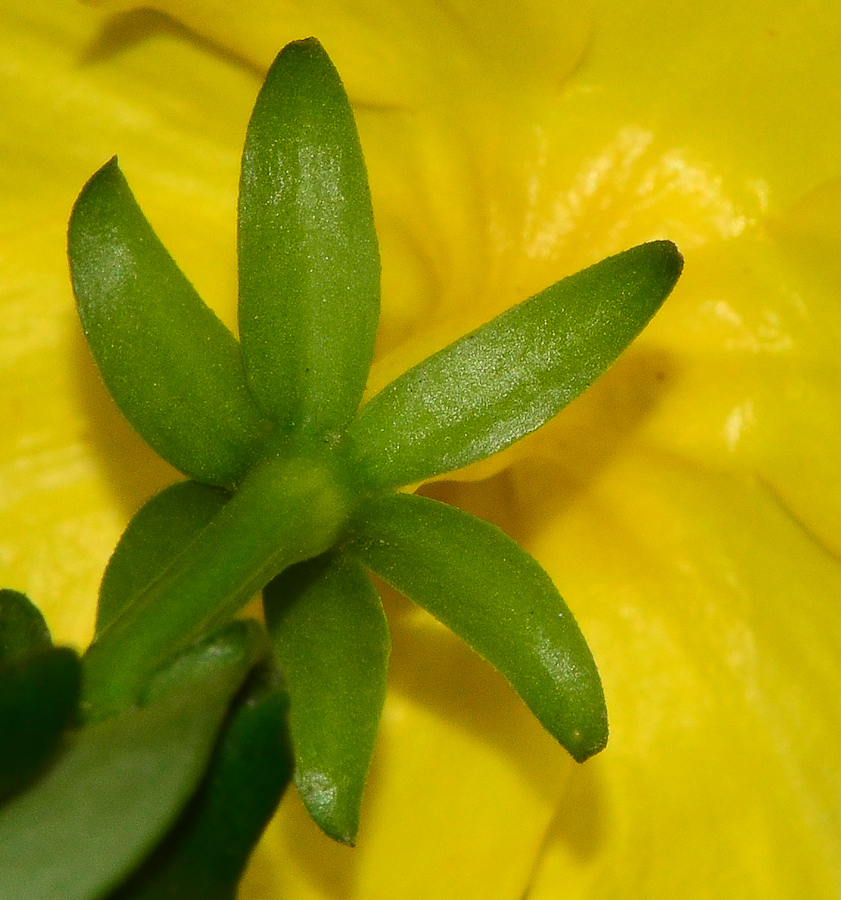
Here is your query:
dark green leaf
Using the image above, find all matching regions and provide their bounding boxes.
[141,619,268,707]
[238,38,381,437]
[0,589,51,664]
[0,648,80,804]
[0,592,78,804]
[109,673,292,900]
[98,480,230,636]
[348,493,608,763]
[264,553,389,844]
[68,158,271,487]
[346,241,683,490]
[0,624,260,900]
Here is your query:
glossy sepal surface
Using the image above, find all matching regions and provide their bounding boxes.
[68,159,271,487]
[238,39,381,436]
[347,242,683,489]
[349,492,608,762]
[264,554,389,844]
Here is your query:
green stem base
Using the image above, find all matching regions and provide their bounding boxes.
[82,448,353,721]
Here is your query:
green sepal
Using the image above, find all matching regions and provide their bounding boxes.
[346,241,683,490]
[264,553,389,844]
[82,452,354,722]
[107,672,292,900]
[238,38,381,436]
[141,619,269,708]
[0,625,261,900]
[0,589,51,665]
[0,647,81,805]
[98,481,230,636]
[68,158,272,487]
[348,492,608,763]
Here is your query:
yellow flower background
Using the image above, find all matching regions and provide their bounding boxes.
[2,0,841,896]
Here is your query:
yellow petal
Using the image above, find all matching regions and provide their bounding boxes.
[491,449,841,896]
[4,1,841,898]
[244,589,573,899]
[0,2,260,643]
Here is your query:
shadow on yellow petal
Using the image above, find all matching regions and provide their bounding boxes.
[422,449,841,898]
[485,451,841,898]
[70,323,178,517]
[241,569,581,900]
[242,593,576,900]
[619,227,841,560]
[79,6,262,79]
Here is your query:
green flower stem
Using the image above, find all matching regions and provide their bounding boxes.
[82,446,354,722]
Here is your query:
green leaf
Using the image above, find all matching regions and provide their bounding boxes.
[68,158,272,487]
[346,241,683,490]
[264,553,389,844]
[0,648,81,804]
[0,589,51,665]
[108,673,292,900]
[348,493,608,763]
[141,619,268,708]
[98,481,230,636]
[0,592,80,804]
[238,38,381,437]
[0,624,260,900]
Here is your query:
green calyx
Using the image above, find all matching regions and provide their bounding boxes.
[61,35,683,858]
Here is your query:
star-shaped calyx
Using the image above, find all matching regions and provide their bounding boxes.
[68,38,682,844]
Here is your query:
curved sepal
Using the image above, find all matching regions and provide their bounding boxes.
[238,38,381,436]
[347,241,682,490]
[348,492,607,762]
[98,481,230,636]
[68,158,271,487]
[264,553,389,844]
